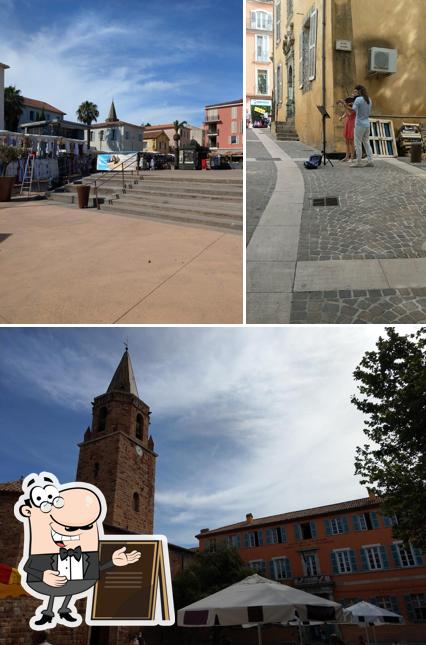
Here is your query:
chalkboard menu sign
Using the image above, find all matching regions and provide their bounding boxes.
[86,537,174,626]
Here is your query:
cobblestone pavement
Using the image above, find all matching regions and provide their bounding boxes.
[291,288,426,324]
[246,128,277,244]
[250,132,426,323]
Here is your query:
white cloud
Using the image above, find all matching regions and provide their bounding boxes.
[1,326,416,546]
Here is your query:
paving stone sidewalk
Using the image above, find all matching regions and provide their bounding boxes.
[248,131,426,324]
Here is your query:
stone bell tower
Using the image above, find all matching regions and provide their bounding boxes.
[76,348,156,534]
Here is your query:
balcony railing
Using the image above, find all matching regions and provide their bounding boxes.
[205,114,220,123]
[294,575,334,587]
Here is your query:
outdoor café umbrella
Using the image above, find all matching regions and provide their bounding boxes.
[344,601,404,644]
[177,574,344,645]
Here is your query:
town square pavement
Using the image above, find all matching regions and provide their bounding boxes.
[247,127,426,324]
[0,201,242,324]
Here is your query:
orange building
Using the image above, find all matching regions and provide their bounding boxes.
[197,493,426,643]
[246,0,273,123]
[204,99,243,156]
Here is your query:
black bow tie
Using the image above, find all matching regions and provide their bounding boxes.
[59,546,82,561]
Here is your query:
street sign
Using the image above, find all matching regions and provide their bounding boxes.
[336,40,352,51]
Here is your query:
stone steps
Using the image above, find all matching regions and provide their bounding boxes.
[48,172,243,232]
[82,172,243,186]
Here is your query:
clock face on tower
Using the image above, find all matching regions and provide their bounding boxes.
[135,445,143,456]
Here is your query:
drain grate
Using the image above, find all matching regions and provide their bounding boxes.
[312,197,339,207]
[0,234,11,243]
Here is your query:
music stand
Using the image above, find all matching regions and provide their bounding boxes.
[317,105,334,167]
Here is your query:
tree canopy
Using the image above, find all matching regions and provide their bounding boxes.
[4,86,24,131]
[173,546,252,610]
[351,326,426,549]
[76,101,99,146]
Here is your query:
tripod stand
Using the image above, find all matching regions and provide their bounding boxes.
[317,105,334,167]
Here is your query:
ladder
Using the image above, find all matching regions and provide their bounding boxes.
[20,153,37,196]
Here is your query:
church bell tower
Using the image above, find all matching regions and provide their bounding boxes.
[76,349,156,534]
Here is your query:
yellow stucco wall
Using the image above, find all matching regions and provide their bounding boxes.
[274,0,426,152]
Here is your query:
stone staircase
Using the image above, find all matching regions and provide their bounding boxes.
[47,171,243,232]
[275,119,299,141]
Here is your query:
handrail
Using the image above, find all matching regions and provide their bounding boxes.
[90,152,141,210]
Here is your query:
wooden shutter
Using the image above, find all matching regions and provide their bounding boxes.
[276,1,281,42]
[308,8,317,81]
[294,524,302,540]
[244,532,250,548]
[257,530,263,545]
[266,528,273,544]
[413,547,424,566]
[284,557,292,578]
[349,549,357,572]
[267,12,273,30]
[269,560,276,579]
[370,511,380,529]
[391,543,401,566]
[299,30,304,88]
[341,516,349,533]
[352,514,361,531]
[324,519,332,536]
[251,11,256,28]
[279,526,287,543]
[310,520,317,538]
[360,547,369,571]
[379,545,389,569]
[331,551,339,574]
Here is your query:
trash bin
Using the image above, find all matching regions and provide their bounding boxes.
[76,184,90,208]
[410,142,422,164]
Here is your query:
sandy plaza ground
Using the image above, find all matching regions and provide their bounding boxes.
[0,200,242,324]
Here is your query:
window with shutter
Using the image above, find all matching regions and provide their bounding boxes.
[272,557,291,580]
[308,9,317,81]
[251,11,256,29]
[275,0,281,42]
[333,549,353,574]
[299,30,304,88]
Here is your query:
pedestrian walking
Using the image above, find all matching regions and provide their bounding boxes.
[150,157,155,171]
[337,97,356,162]
[350,84,374,168]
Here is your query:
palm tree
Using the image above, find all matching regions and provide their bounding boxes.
[76,101,99,147]
[172,119,187,169]
[4,86,24,132]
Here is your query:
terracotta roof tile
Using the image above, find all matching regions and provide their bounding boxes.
[22,97,66,115]
[196,496,381,537]
[143,130,165,139]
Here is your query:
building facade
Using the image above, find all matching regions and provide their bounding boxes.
[204,99,244,154]
[273,0,426,152]
[197,493,426,643]
[90,101,144,153]
[0,349,194,645]
[246,0,273,123]
[18,97,66,130]
[142,130,170,153]
[143,123,191,151]
[20,119,87,141]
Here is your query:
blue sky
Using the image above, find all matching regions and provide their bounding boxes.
[0,0,242,126]
[0,326,406,547]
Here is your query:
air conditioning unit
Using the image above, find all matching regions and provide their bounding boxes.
[368,48,397,74]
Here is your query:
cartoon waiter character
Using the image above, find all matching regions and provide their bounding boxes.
[15,472,141,629]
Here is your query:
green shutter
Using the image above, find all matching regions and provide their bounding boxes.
[324,519,332,535]
[349,549,357,572]
[257,530,263,546]
[370,511,380,529]
[266,528,273,544]
[244,532,250,548]
[331,551,339,574]
[353,514,361,531]
[379,545,389,569]
[413,547,423,566]
[391,543,401,567]
[310,520,317,538]
[360,547,369,571]
[341,516,349,533]
[295,524,302,540]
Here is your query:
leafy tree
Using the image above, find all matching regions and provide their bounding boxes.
[173,545,252,610]
[4,86,24,131]
[76,100,99,147]
[172,119,187,169]
[0,144,24,176]
[351,326,426,549]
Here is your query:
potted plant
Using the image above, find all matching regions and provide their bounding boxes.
[0,145,22,201]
